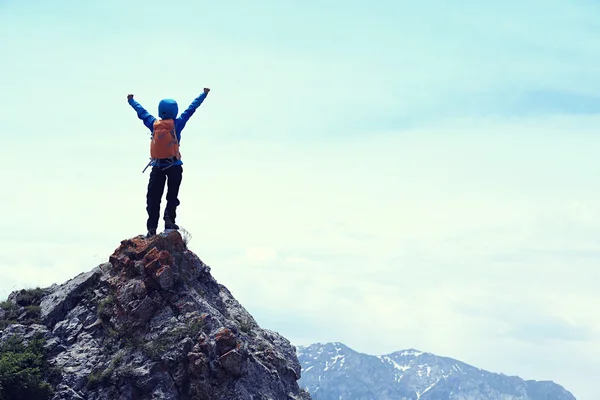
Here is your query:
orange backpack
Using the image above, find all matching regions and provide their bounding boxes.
[150,119,181,160]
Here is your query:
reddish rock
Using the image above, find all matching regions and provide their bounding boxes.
[121,256,140,278]
[158,250,174,266]
[110,254,135,277]
[154,230,187,253]
[109,239,133,265]
[144,257,161,278]
[143,247,160,264]
[215,328,237,356]
[110,237,152,264]
[132,240,152,259]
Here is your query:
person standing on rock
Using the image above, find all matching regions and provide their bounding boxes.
[127,88,210,238]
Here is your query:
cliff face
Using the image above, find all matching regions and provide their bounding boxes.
[0,231,311,400]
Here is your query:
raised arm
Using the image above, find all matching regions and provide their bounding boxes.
[177,88,210,129]
[127,94,156,131]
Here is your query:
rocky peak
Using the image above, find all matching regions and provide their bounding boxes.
[0,231,311,400]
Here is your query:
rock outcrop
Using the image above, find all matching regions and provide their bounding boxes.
[0,231,311,400]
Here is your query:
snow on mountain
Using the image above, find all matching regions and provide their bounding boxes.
[296,342,575,400]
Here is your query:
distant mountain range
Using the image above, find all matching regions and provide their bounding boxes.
[296,342,576,400]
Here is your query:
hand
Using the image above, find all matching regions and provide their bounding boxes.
[203,88,210,94]
[127,94,134,100]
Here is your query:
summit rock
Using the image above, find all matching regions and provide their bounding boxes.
[0,231,311,400]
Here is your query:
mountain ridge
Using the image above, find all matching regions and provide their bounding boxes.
[297,342,575,400]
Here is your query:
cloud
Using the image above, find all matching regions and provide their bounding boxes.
[3,1,600,398]
[283,256,322,267]
[244,246,278,264]
[455,297,599,343]
[0,238,111,301]
[506,319,597,343]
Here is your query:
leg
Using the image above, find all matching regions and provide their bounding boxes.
[146,166,167,232]
[164,165,183,228]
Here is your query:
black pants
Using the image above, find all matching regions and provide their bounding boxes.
[146,165,183,230]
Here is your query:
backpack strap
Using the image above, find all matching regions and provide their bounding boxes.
[142,158,154,173]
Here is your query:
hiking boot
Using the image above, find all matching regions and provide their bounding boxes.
[146,229,157,238]
[164,217,179,230]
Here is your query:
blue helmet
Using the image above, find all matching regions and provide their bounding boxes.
[158,98,178,119]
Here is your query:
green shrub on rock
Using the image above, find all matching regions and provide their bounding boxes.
[0,334,57,400]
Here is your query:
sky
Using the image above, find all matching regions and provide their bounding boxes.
[1,0,600,398]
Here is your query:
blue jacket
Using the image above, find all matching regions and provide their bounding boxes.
[128,92,207,168]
